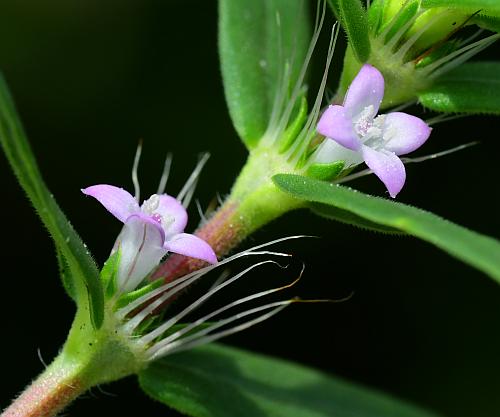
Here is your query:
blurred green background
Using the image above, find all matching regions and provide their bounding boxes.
[1,1,500,416]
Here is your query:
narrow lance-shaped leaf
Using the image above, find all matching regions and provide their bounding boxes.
[219,0,311,149]
[139,343,442,417]
[327,0,371,62]
[418,61,500,114]
[273,174,500,282]
[312,204,404,234]
[0,74,104,328]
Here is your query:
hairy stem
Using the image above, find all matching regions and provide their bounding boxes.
[1,356,86,417]
[154,149,306,283]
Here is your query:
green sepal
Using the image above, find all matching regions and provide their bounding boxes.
[100,250,121,298]
[139,343,442,417]
[415,40,459,69]
[381,0,420,44]
[367,0,385,34]
[0,74,104,328]
[311,202,404,234]
[418,61,500,114]
[273,174,500,282]
[278,96,308,153]
[328,0,371,63]
[306,161,345,181]
[115,278,164,309]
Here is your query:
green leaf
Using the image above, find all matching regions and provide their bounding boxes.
[218,0,311,149]
[139,343,441,417]
[312,203,404,234]
[328,0,371,62]
[0,74,104,328]
[418,61,500,114]
[473,14,500,32]
[421,0,500,16]
[273,174,500,282]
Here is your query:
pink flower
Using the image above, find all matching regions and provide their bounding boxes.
[82,185,216,292]
[316,64,431,197]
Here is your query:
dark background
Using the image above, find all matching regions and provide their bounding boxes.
[1,1,500,416]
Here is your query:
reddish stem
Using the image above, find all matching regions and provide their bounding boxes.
[153,200,245,282]
[2,364,84,417]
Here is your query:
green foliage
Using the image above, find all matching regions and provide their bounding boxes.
[100,250,120,298]
[139,343,441,417]
[0,74,104,328]
[381,0,420,44]
[306,161,345,181]
[421,0,500,16]
[367,0,385,34]
[312,203,404,234]
[115,279,163,309]
[218,0,310,149]
[418,61,500,114]
[273,174,500,282]
[473,14,500,32]
[327,0,371,62]
[278,96,308,153]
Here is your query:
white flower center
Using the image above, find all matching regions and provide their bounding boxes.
[354,108,387,151]
[143,194,160,214]
[353,105,375,136]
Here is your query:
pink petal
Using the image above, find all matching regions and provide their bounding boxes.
[362,145,406,198]
[82,184,139,223]
[343,64,384,118]
[382,112,432,155]
[317,105,361,151]
[164,233,217,264]
[115,216,167,292]
[156,195,188,236]
[130,212,166,244]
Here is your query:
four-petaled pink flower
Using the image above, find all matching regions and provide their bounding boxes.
[82,185,217,292]
[316,64,431,197]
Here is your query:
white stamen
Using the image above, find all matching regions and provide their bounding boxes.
[147,263,304,356]
[139,260,286,345]
[400,142,478,163]
[391,10,441,59]
[195,199,207,223]
[334,142,478,184]
[177,153,210,206]
[353,105,376,136]
[132,141,142,202]
[263,0,327,145]
[142,194,160,214]
[422,33,500,79]
[157,153,173,195]
[377,1,419,45]
[147,302,291,360]
[115,235,310,319]
[288,23,339,161]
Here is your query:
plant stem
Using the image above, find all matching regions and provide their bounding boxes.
[154,149,306,283]
[1,356,85,417]
[2,308,144,417]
